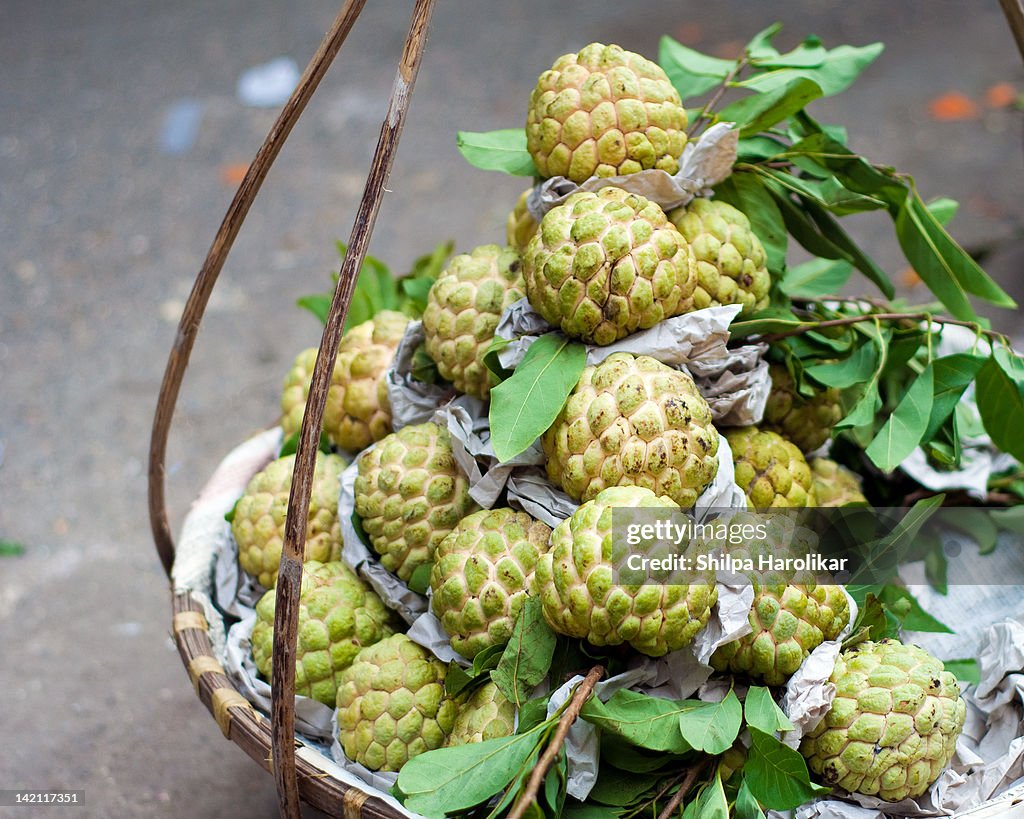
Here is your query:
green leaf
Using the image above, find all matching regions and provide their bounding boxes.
[927,197,960,226]
[456,129,536,177]
[978,349,1024,461]
[866,364,934,472]
[690,773,729,819]
[944,658,981,685]
[780,258,853,298]
[587,767,664,807]
[224,498,240,525]
[516,696,551,734]
[492,597,557,709]
[735,779,768,819]
[714,172,787,274]
[678,690,743,755]
[729,310,817,338]
[736,135,789,163]
[0,539,26,557]
[940,508,1000,556]
[738,42,884,96]
[805,336,878,388]
[925,543,949,595]
[407,562,432,595]
[563,804,624,819]
[397,730,545,817]
[489,335,586,462]
[718,78,824,137]
[445,664,474,698]
[744,23,783,62]
[400,276,435,316]
[876,585,953,633]
[802,199,894,297]
[744,687,794,735]
[925,353,986,441]
[659,36,738,98]
[278,430,331,459]
[745,728,830,810]
[295,294,332,324]
[580,689,692,754]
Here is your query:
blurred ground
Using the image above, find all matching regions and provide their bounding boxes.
[0,1,1022,816]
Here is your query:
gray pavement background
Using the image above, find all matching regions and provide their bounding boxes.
[1,1,1022,816]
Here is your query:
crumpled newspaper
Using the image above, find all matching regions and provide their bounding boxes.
[526,122,739,219]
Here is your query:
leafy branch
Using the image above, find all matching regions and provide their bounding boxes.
[507,665,605,819]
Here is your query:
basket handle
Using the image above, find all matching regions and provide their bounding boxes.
[269,1,436,816]
[146,0,368,578]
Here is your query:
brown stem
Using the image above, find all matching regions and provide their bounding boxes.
[270,2,437,817]
[758,311,1009,346]
[1001,0,1024,63]
[146,0,369,578]
[506,665,605,819]
[655,759,710,819]
[687,57,748,137]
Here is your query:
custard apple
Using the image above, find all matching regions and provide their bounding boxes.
[251,561,394,705]
[726,427,816,509]
[543,352,719,509]
[232,452,346,588]
[336,634,457,771]
[523,187,697,345]
[709,514,849,685]
[800,640,966,801]
[811,458,869,507]
[280,310,409,452]
[534,486,717,656]
[446,681,516,746]
[667,198,771,315]
[507,189,539,253]
[422,245,525,399]
[762,363,843,454]
[354,422,478,581]
[430,508,552,659]
[526,43,687,183]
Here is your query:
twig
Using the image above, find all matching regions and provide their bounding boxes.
[655,759,710,819]
[271,2,436,817]
[687,57,748,137]
[506,665,605,819]
[758,310,1010,346]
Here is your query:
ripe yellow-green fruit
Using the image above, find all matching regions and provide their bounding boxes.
[526,43,687,183]
[354,422,478,581]
[762,364,843,454]
[280,310,409,452]
[726,427,816,509]
[543,352,719,509]
[708,515,849,685]
[446,682,516,746]
[430,508,552,659]
[523,186,697,345]
[336,634,457,771]
[800,640,966,802]
[506,189,539,253]
[811,458,869,507]
[535,486,717,656]
[232,452,346,588]
[421,245,525,399]
[250,562,394,705]
[666,198,771,315]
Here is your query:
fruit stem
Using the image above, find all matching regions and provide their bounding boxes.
[506,665,605,819]
[687,56,749,138]
[654,758,711,819]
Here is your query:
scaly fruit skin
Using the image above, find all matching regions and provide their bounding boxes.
[354,422,478,581]
[336,634,457,771]
[280,310,410,452]
[667,198,771,315]
[811,458,869,507]
[800,640,966,802]
[422,245,525,399]
[762,364,843,454]
[233,453,346,588]
[446,681,516,746]
[726,427,816,509]
[543,352,719,509]
[507,189,539,253]
[709,515,849,685]
[430,508,552,659]
[535,486,717,656]
[526,43,687,183]
[250,562,394,706]
[523,187,697,345]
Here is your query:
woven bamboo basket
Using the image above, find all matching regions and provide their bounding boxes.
[147,2,1024,818]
